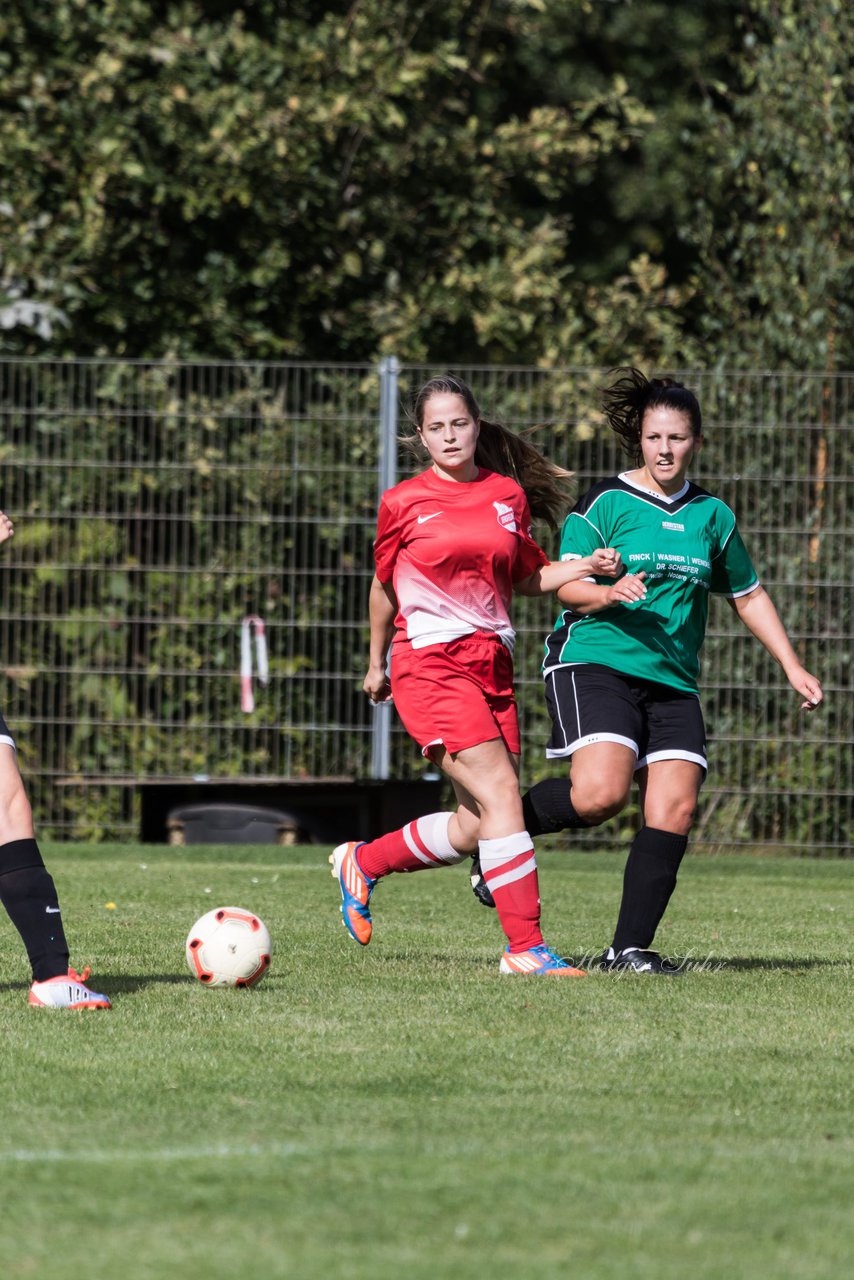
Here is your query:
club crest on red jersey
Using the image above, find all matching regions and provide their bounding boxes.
[493,501,517,532]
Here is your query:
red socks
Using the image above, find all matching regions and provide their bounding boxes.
[479,833,543,952]
[356,812,467,879]
[356,819,543,954]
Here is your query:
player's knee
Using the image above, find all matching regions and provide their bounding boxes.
[646,798,696,835]
[0,784,35,846]
[668,800,697,835]
[574,785,629,825]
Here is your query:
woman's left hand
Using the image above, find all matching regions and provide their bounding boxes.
[0,511,14,546]
[787,666,823,711]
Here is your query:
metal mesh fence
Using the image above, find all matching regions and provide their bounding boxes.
[0,358,849,850]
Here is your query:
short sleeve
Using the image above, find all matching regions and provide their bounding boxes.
[511,496,549,582]
[558,507,604,562]
[709,521,760,596]
[373,495,404,583]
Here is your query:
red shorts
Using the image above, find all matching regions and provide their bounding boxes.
[390,632,520,757]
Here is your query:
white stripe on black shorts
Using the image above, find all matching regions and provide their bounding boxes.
[543,663,707,773]
[0,710,16,750]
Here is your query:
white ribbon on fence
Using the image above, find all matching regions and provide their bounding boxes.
[240,615,269,713]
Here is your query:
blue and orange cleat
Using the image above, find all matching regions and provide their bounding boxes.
[330,841,377,946]
[499,944,586,976]
[28,966,112,1009]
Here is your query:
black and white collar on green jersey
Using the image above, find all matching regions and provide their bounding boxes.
[618,471,691,505]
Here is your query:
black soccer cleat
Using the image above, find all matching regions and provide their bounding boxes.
[470,854,496,909]
[599,948,684,975]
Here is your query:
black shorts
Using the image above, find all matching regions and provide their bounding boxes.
[0,712,15,750]
[544,663,707,773]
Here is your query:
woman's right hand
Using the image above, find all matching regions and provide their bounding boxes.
[603,571,647,606]
[363,663,392,703]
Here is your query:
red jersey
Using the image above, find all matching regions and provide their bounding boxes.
[373,468,548,652]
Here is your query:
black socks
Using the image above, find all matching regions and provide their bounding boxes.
[520,789,689,952]
[522,778,591,836]
[611,826,688,954]
[0,838,70,981]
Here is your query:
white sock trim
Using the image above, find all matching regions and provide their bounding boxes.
[418,811,458,859]
[485,855,538,892]
[478,831,534,868]
[404,812,467,866]
[402,823,434,864]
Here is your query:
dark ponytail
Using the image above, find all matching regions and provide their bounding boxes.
[602,367,702,465]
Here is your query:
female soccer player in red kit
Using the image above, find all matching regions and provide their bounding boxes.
[331,375,620,975]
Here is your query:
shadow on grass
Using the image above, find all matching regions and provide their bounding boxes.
[372,950,495,972]
[577,954,848,974]
[339,949,849,976]
[93,973,191,992]
[0,973,189,994]
[713,956,850,972]
[3,955,846,995]
[101,973,296,992]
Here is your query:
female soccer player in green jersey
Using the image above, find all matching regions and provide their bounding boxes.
[472,368,823,973]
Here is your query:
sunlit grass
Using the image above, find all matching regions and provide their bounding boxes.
[0,845,850,1280]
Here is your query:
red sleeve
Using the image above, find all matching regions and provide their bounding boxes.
[373,494,404,583]
[512,496,550,583]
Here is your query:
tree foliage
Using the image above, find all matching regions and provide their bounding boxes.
[0,6,849,851]
[692,0,854,370]
[0,0,750,366]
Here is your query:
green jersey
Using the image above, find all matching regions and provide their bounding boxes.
[543,474,759,694]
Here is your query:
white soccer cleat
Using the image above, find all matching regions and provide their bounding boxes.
[28,966,112,1009]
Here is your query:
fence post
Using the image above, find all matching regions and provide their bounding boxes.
[370,356,400,779]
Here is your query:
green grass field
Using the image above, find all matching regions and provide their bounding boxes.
[0,843,850,1280]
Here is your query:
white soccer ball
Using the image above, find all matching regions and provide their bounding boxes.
[185,906,272,988]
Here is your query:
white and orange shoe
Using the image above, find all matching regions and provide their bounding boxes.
[329,841,376,946]
[29,966,112,1009]
[499,944,586,977]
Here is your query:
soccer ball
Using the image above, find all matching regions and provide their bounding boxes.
[185,906,272,988]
